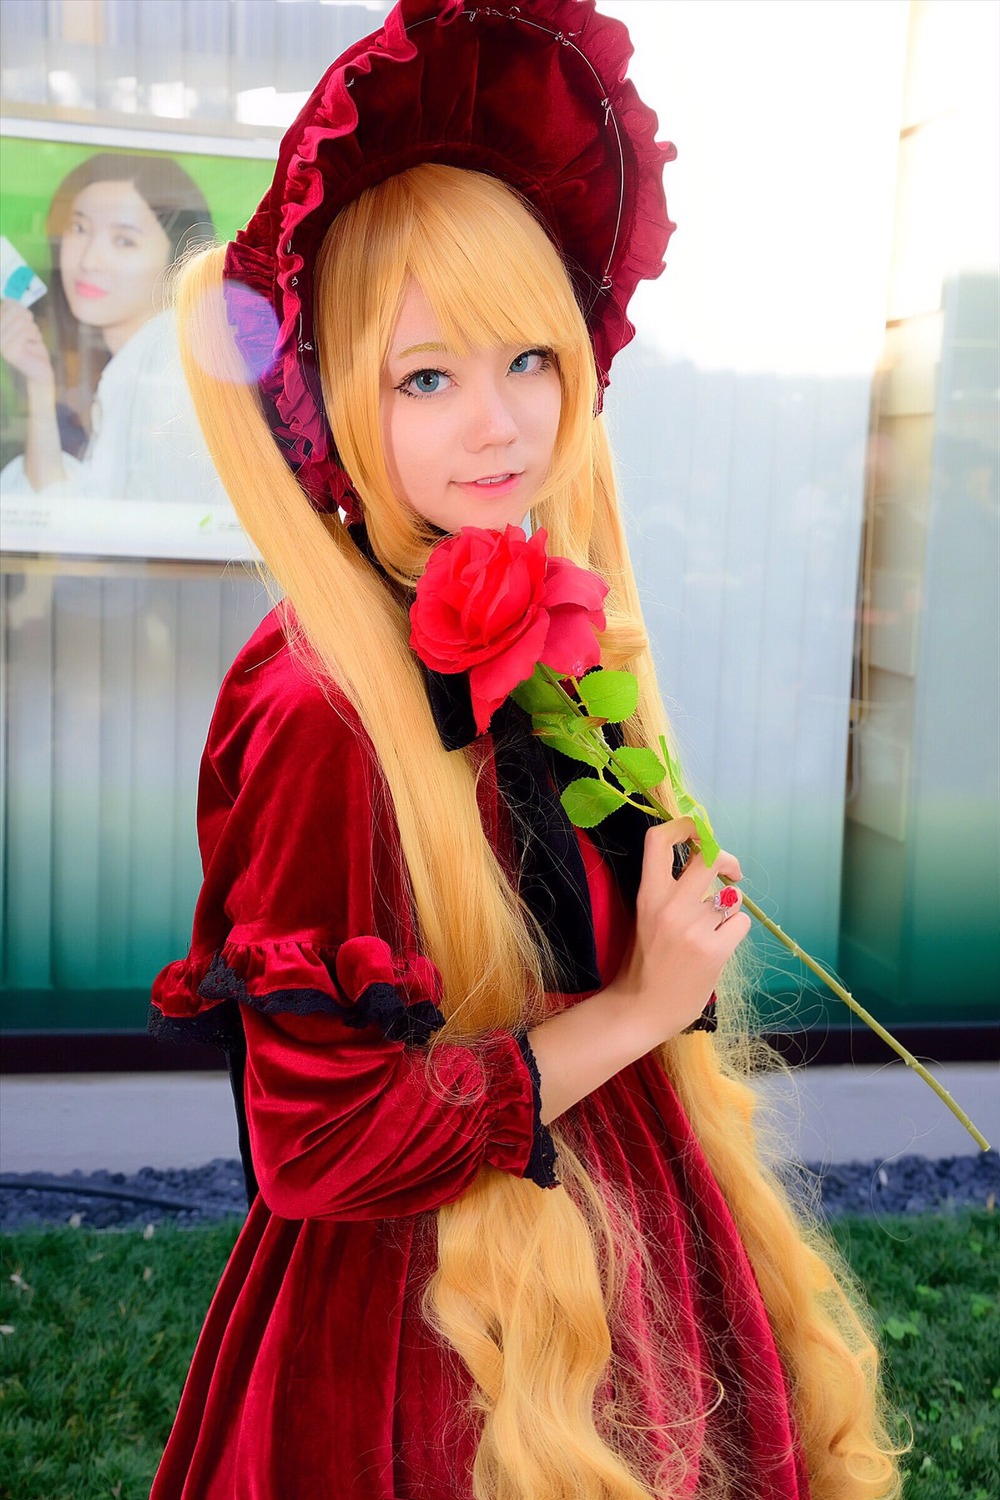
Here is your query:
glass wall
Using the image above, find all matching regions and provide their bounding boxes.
[2,2,391,1043]
[839,0,1000,1023]
[1,0,996,1049]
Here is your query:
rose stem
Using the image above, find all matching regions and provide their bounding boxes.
[733,892,990,1151]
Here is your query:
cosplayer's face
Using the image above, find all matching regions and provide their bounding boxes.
[60,180,172,354]
[380,280,562,535]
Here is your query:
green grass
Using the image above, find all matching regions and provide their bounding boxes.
[0,1211,996,1499]
[829,1212,999,1499]
[1,1219,242,1500]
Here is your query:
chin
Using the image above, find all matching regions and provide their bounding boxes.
[65,302,105,329]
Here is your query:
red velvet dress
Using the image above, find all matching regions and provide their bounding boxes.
[149,611,809,1499]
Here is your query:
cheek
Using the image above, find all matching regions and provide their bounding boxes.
[122,249,167,292]
[387,406,437,490]
[381,404,425,504]
[59,236,80,274]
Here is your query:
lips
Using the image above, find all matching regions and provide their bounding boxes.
[454,472,523,495]
[73,281,109,300]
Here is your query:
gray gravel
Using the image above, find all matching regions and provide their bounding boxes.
[1,1151,997,1232]
[0,1160,249,1232]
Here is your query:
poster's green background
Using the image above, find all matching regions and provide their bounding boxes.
[0,133,273,270]
[0,133,275,469]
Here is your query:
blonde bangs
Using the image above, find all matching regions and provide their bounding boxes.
[404,166,588,373]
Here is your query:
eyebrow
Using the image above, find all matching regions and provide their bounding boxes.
[392,341,451,361]
[69,211,146,234]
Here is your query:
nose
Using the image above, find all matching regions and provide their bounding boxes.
[463,375,518,452]
[77,233,105,275]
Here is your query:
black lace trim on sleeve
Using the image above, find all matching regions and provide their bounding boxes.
[513,1031,560,1189]
[339,983,446,1046]
[196,953,447,1045]
[147,996,243,1051]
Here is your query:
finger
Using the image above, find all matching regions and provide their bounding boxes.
[641,818,696,864]
[639,818,697,899]
[0,303,30,332]
[713,910,752,953]
[676,844,742,895]
[662,817,697,849]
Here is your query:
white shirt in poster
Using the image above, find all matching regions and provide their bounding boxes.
[1,310,255,560]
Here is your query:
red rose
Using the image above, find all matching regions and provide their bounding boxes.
[409,525,608,733]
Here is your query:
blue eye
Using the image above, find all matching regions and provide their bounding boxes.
[509,349,551,375]
[399,368,452,398]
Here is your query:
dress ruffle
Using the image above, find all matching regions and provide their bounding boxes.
[224,0,676,515]
[152,934,445,1040]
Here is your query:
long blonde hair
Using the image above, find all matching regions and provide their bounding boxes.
[176,164,904,1498]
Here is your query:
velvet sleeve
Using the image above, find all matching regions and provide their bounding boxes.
[150,622,558,1217]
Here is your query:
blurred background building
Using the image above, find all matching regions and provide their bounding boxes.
[1,1,997,1169]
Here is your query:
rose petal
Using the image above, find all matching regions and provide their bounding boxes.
[539,604,604,677]
[468,610,550,731]
[542,554,610,613]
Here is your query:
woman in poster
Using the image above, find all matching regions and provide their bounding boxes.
[0,152,222,504]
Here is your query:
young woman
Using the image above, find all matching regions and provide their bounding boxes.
[149,3,903,1496]
[0,152,219,502]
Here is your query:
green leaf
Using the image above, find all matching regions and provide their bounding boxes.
[883,1316,920,1342]
[532,710,606,734]
[560,777,625,828]
[692,814,720,866]
[533,723,609,770]
[576,669,639,723]
[610,746,666,793]
[511,670,569,716]
[531,711,578,732]
[660,735,686,795]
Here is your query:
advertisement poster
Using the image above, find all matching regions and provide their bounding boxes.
[0,124,275,562]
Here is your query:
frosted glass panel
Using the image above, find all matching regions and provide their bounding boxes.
[607,359,871,1000]
[1,568,269,1027]
[599,0,910,1016]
